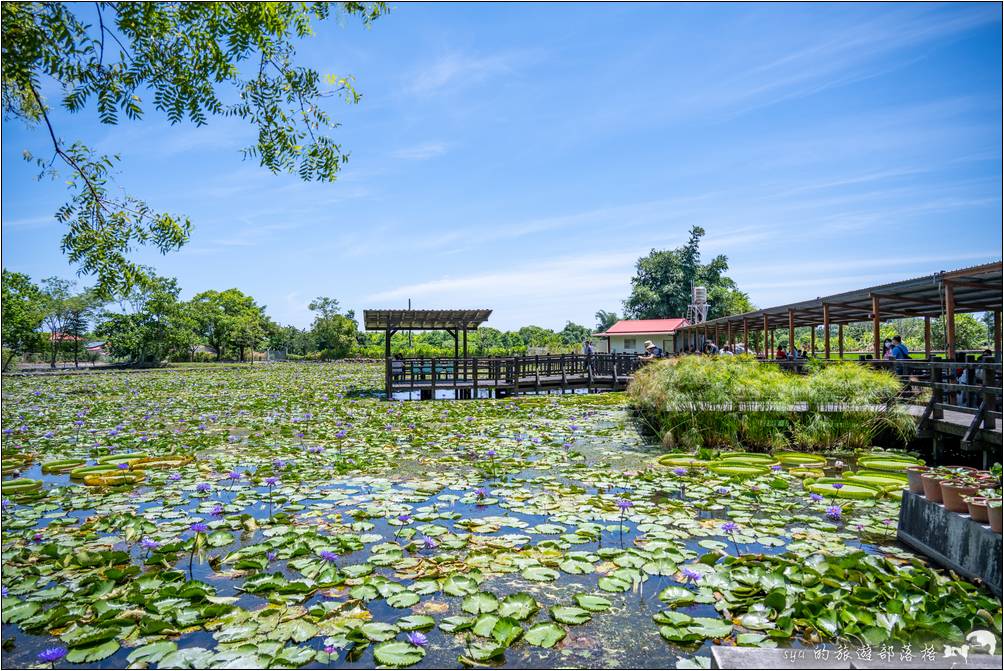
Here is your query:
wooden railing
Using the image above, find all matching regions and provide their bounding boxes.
[385,353,648,396]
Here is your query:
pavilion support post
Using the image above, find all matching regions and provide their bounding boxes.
[810,324,815,357]
[743,318,749,354]
[727,321,732,348]
[838,324,844,359]
[924,317,932,360]
[945,282,956,360]
[872,295,881,359]
[714,323,720,348]
[823,304,831,359]
[770,329,775,356]
[463,328,468,358]
[787,309,795,353]
[763,314,769,358]
[995,310,1002,360]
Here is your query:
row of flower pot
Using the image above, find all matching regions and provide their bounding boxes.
[906,466,1003,532]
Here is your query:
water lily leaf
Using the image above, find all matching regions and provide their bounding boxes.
[359,621,399,641]
[597,575,632,592]
[497,593,539,621]
[573,594,611,612]
[525,622,566,648]
[739,613,775,631]
[157,646,217,669]
[439,615,475,633]
[461,640,506,662]
[462,592,499,615]
[397,615,435,631]
[472,614,500,638]
[442,574,478,596]
[521,565,559,582]
[387,591,420,609]
[373,641,426,667]
[126,641,178,664]
[550,605,592,625]
[491,617,523,646]
[659,586,696,606]
[559,557,594,574]
[66,639,120,663]
[676,655,712,669]
[207,530,235,547]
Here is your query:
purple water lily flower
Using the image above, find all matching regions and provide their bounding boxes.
[37,647,68,664]
[323,644,337,655]
[168,472,181,481]
[832,483,844,490]
[319,550,338,562]
[771,465,783,472]
[267,551,278,562]
[227,470,241,481]
[397,514,411,523]
[211,504,224,517]
[716,487,730,495]
[825,506,842,521]
[810,492,824,502]
[273,459,286,469]
[721,521,738,534]
[264,476,279,487]
[195,483,211,494]
[140,538,161,551]
[672,467,687,476]
[190,522,209,534]
[475,487,489,499]
[616,498,634,511]
[406,631,429,647]
[335,430,347,438]
[486,449,497,458]
[680,567,702,583]
[421,536,438,550]
[117,463,129,470]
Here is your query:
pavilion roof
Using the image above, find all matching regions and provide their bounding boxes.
[363,309,492,331]
[676,261,1003,332]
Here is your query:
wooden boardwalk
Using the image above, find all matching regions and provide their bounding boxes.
[387,354,644,399]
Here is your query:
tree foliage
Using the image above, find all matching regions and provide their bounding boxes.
[594,310,619,333]
[623,226,753,320]
[2,1,386,298]
[1,270,46,370]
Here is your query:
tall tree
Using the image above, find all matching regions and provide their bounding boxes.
[2,2,386,297]
[308,297,356,359]
[1,270,46,371]
[623,226,753,320]
[559,321,591,346]
[39,277,76,368]
[594,310,619,332]
[190,288,267,360]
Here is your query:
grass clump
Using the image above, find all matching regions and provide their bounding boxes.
[628,355,915,451]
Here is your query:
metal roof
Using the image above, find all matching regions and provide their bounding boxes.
[677,261,1003,332]
[363,309,492,331]
[598,318,689,335]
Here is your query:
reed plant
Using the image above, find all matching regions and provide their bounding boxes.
[628,355,915,451]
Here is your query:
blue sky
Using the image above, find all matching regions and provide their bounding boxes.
[2,2,1002,330]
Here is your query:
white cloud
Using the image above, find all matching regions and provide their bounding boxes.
[391,141,448,160]
[404,50,537,97]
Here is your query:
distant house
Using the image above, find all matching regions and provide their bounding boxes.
[594,318,688,354]
[85,341,108,355]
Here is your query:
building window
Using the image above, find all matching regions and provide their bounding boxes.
[623,338,636,350]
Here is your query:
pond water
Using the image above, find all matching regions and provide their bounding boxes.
[1,363,999,669]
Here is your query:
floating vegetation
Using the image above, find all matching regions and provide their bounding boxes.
[0,362,998,669]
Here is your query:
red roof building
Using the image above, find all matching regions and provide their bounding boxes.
[594,318,688,354]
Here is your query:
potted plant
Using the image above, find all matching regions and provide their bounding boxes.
[988,498,1003,534]
[906,465,928,494]
[941,475,983,514]
[920,470,946,503]
[966,494,990,523]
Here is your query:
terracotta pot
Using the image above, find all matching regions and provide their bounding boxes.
[920,473,944,503]
[966,496,990,523]
[906,466,928,494]
[989,500,1003,533]
[941,481,980,513]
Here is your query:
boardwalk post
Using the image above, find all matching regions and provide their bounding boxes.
[823,304,831,359]
[871,294,881,359]
[431,358,437,399]
[535,355,540,391]
[945,282,956,360]
[787,309,795,354]
[924,316,932,360]
[995,310,1002,360]
[762,314,769,358]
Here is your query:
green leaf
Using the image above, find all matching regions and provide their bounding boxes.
[373,641,426,667]
[550,605,592,625]
[442,574,478,596]
[525,622,566,648]
[387,591,420,609]
[359,621,398,641]
[491,617,523,646]
[462,592,499,615]
[521,565,559,582]
[126,641,178,665]
[397,615,435,631]
[573,594,611,612]
[67,639,120,663]
[497,593,538,621]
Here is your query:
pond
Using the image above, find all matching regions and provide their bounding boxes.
[1,363,1000,669]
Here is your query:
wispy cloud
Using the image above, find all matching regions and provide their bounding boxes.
[391,141,448,160]
[404,50,538,97]
[1,215,56,230]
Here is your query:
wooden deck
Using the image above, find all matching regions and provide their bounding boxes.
[387,354,645,399]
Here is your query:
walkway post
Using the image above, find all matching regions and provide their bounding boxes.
[743,318,749,354]
[872,295,881,359]
[823,303,831,359]
[788,309,795,353]
[838,324,844,359]
[945,282,956,359]
[924,317,932,360]
[763,314,769,358]
[810,324,815,357]
[995,310,1002,359]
